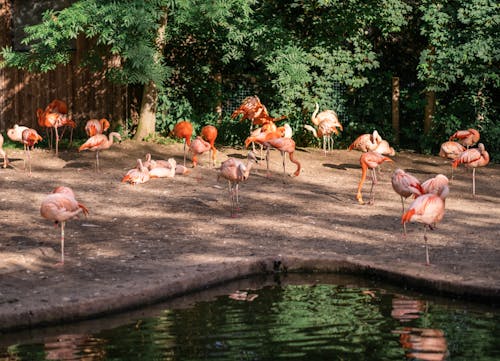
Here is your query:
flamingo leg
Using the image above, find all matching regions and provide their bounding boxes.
[423,226,430,266]
[60,221,65,265]
[95,150,100,172]
[265,148,271,177]
[323,135,327,155]
[25,147,32,176]
[368,168,377,204]
[281,151,286,178]
[227,180,235,217]
[54,126,60,157]
[183,140,187,167]
[472,168,476,196]
[235,183,240,211]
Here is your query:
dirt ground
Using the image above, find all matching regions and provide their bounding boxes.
[0,139,499,331]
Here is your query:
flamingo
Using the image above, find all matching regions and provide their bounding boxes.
[37,100,76,156]
[201,125,218,167]
[449,128,480,148]
[78,132,121,171]
[121,159,150,184]
[307,102,343,154]
[356,151,393,205]
[397,327,448,361]
[0,133,9,168]
[144,153,189,175]
[149,158,177,178]
[374,139,396,156]
[402,185,449,265]
[218,151,258,217]
[391,169,424,235]
[421,174,449,195]
[85,118,110,137]
[189,136,212,167]
[439,141,466,180]
[262,136,301,178]
[231,95,286,127]
[7,124,29,144]
[452,143,489,196]
[348,130,382,152]
[40,186,89,265]
[172,120,193,167]
[21,128,43,176]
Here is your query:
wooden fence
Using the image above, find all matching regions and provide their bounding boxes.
[0,0,128,134]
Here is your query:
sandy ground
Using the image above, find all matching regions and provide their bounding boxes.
[0,139,499,331]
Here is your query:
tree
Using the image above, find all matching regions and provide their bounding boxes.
[1,0,174,141]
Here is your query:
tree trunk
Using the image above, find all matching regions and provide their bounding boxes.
[424,90,435,134]
[391,77,400,145]
[133,8,168,141]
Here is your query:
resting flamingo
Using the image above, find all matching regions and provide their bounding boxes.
[449,128,480,148]
[0,133,8,168]
[40,186,89,265]
[439,141,466,180]
[356,151,393,205]
[85,118,110,137]
[374,139,396,156]
[21,128,43,176]
[190,136,212,167]
[402,185,449,265]
[78,132,121,171]
[421,174,449,195]
[201,125,218,167]
[172,120,193,167]
[348,130,382,152]
[218,151,258,217]
[452,143,489,196]
[121,159,150,185]
[391,169,424,235]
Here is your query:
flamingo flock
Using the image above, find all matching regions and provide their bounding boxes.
[0,96,492,267]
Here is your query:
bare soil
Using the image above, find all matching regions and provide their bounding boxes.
[0,140,499,331]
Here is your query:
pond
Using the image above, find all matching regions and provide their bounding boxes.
[1,273,499,361]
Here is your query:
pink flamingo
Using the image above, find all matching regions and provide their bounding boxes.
[439,141,466,180]
[449,128,480,148]
[356,151,393,205]
[201,125,218,167]
[21,128,43,176]
[402,185,449,265]
[0,133,8,168]
[452,143,489,196]
[189,136,212,167]
[262,136,301,178]
[348,130,382,152]
[421,174,449,195]
[391,169,424,235]
[78,132,121,171]
[218,151,258,217]
[85,118,110,137]
[40,186,89,265]
[172,121,193,167]
[121,159,150,185]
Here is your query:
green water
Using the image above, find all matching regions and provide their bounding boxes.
[1,274,499,360]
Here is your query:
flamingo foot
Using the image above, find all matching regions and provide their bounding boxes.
[54,261,65,268]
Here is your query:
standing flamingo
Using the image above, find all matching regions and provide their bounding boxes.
[356,151,393,205]
[262,136,301,178]
[189,136,212,167]
[7,124,29,144]
[348,130,382,152]
[402,185,449,265]
[421,174,449,195]
[40,186,89,265]
[449,128,480,148]
[37,100,76,156]
[78,132,121,171]
[439,141,466,180]
[201,125,218,167]
[307,102,343,154]
[452,143,489,196]
[85,118,110,137]
[172,120,193,167]
[21,128,43,176]
[121,159,150,185]
[218,151,258,217]
[0,133,9,168]
[391,169,424,235]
